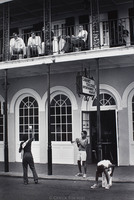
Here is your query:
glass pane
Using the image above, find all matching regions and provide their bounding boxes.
[20,125,23,132]
[67,116,72,123]
[56,107,60,114]
[29,108,33,115]
[24,109,28,116]
[62,106,66,114]
[34,117,38,124]
[51,125,55,132]
[19,117,23,124]
[24,117,28,124]
[62,116,66,123]
[57,133,61,141]
[50,107,55,115]
[34,134,39,141]
[67,107,71,113]
[56,125,61,132]
[19,109,23,116]
[62,125,66,132]
[56,116,60,123]
[67,124,72,132]
[68,133,72,141]
[62,133,66,141]
[51,133,55,141]
[50,116,55,123]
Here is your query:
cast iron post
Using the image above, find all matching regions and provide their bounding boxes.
[96,58,102,162]
[4,69,9,172]
[47,64,52,175]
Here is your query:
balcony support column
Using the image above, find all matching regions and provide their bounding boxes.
[47,64,52,175]
[4,69,9,172]
[90,0,100,49]
[96,58,102,162]
[43,0,52,55]
[3,2,10,61]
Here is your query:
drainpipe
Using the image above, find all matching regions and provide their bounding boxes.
[4,69,9,172]
[47,64,52,175]
[96,58,102,162]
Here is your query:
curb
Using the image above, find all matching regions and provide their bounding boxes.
[0,172,134,183]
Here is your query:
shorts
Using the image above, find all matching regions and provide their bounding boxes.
[77,151,87,162]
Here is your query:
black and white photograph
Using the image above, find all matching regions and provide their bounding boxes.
[0,0,134,199]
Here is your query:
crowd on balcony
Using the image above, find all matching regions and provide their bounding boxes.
[9,25,88,60]
[0,19,129,61]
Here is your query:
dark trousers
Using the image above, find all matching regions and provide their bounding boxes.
[22,152,38,183]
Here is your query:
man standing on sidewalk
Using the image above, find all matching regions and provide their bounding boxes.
[19,126,38,185]
[75,130,88,178]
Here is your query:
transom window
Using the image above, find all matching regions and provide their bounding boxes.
[50,94,72,141]
[132,96,134,140]
[0,102,4,141]
[93,93,116,106]
[19,96,39,141]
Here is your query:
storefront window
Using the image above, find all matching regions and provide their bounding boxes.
[19,96,39,141]
[50,94,72,141]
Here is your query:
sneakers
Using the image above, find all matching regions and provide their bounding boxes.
[91,184,98,189]
[105,184,110,190]
[60,50,65,54]
[75,173,83,177]
[83,174,87,178]
[35,180,38,184]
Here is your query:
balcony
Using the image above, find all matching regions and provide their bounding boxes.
[0,16,134,72]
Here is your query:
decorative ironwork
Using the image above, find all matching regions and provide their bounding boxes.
[90,0,100,49]
[3,3,10,61]
[44,0,52,55]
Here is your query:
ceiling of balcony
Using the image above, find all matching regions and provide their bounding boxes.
[0,0,133,24]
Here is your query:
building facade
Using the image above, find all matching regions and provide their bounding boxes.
[0,0,134,167]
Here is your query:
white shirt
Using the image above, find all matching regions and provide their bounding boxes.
[78,30,88,42]
[28,36,41,47]
[97,160,112,168]
[10,37,25,49]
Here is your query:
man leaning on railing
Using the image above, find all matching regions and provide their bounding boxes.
[60,25,88,54]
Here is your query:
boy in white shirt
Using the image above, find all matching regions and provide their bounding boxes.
[91,159,115,189]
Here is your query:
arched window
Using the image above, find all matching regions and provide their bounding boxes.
[93,93,116,106]
[50,94,72,141]
[19,96,39,141]
[132,96,134,141]
[0,102,4,141]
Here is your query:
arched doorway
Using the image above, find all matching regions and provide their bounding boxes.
[82,92,118,164]
[91,93,117,164]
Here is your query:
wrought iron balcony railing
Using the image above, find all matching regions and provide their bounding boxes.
[0,17,132,62]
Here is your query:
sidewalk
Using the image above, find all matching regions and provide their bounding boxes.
[0,162,134,183]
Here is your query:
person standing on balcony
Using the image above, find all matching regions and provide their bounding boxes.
[10,32,26,59]
[27,31,42,57]
[73,130,88,178]
[61,25,88,53]
[19,126,38,185]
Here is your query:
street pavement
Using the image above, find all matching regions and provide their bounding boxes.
[0,162,134,183]
[0,176,134,200]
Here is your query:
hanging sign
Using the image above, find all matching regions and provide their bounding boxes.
[77,75,96,97]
